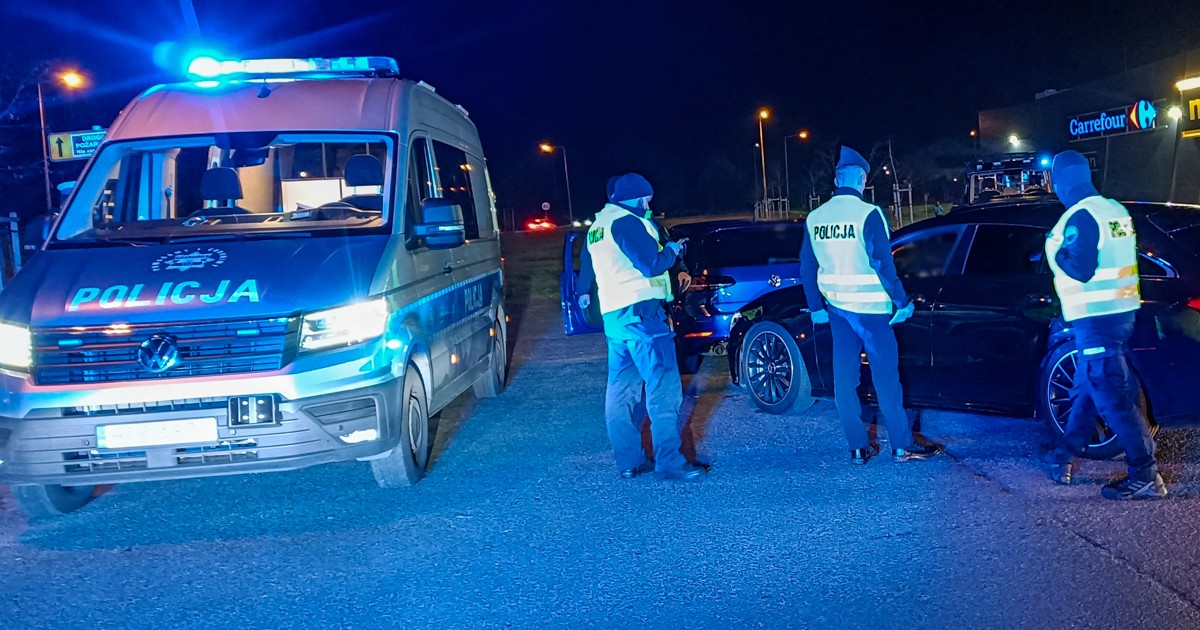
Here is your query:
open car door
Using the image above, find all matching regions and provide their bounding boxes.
[561,230,604,335]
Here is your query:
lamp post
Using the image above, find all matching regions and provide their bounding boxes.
[538,142,574,223]
[757,109,770,212]
[783,129,809,210]
[1169,104,1184,202]
[37,69,86,213]
[969,129,979,158]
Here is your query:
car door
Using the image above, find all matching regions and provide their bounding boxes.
[931,224,1057,410]
[561,230,604,335]
[886,225,964,404]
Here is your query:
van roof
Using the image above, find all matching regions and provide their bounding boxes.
[105,78,461,141]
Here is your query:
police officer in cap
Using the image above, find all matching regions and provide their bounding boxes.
[800,147,944,464]
[578,173,709,481]
[1039,150,1165,500]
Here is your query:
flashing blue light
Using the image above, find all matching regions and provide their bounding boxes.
[184,56,398,80]
[1039,157,1051,167]
[186,56,225,78]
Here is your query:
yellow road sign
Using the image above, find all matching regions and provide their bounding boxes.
[48,129,106,162]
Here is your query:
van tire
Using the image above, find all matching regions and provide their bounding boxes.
[473,307,508,399]
[371,366,431,488]
[11,484,94,518]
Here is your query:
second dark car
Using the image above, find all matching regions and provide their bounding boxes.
[728,200,1200,459]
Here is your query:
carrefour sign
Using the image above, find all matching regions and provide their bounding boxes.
[1068,99,1161,141]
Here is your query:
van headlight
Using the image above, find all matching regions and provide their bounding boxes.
[300,299,389,352]
[0,322,32,370]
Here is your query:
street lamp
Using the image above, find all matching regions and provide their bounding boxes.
[37,69,87,213]
[757,108,770,212]
[783,129,810,210]
[1007,133,1020,148]
[538,142,574,223]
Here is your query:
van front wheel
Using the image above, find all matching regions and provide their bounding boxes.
[371,366,431,488]
[11,484,94,518]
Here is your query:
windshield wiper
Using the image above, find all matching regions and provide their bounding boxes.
[166,232,312,244]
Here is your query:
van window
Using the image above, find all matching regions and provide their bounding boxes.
[404,138,434,250]
[470,155,496,237]
[54,132,394,244]
[432,141,480,240]
[963,225,1048,276]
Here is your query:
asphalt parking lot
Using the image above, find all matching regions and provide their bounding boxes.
[3,229,1200,628]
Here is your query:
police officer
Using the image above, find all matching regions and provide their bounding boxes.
[1039,150,1165,500]
[578,173,709,481]
[800,147,944,465]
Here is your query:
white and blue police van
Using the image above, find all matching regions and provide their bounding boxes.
[0,56,508,517]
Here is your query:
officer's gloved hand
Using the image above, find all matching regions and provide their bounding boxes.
[665,237,688,257]
[578,294,591,310]
[889,302,915,326]
[810,309,829,325]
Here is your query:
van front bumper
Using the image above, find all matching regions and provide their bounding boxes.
[0,346,405,486]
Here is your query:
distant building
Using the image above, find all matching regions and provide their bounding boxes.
[978,49,1200,204]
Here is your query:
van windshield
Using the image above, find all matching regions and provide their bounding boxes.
[52,132,394,244]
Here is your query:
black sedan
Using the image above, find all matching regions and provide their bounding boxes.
[727,200,1200,459]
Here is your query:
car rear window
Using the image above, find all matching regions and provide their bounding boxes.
[691,224,804,269]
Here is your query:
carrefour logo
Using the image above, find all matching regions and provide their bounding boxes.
[1068,99,1160,141]
[1130,99,1157,130]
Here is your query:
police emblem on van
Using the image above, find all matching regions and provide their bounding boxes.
[152,248,228,272]
[137,334,180,373]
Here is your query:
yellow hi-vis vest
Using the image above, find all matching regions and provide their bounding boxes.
[807,195,892,315]
[586,204,672,314]
[1046,196,1140,322]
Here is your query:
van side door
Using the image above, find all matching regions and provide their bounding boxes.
[431,139,499,386]
[399,136,456,396]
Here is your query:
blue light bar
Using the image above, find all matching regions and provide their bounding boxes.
[186,56,398,79]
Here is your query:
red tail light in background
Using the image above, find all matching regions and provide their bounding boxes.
[688,274,736,292]
[1187,297,1200,312]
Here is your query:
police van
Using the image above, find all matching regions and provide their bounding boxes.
[0,56,508,517]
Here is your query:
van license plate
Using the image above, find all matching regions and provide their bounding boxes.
[96,418,218,450]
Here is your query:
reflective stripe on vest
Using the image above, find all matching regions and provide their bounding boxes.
[807,195,892,315]
[1045,196,1140,322]
[586,204,672,314]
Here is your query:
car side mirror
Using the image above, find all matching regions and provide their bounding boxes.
[415,198,466,249]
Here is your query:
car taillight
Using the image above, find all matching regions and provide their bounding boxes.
[688,274,736,291]
[1187,297,1200,312]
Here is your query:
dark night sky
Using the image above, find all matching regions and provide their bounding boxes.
[3,1,1200,218]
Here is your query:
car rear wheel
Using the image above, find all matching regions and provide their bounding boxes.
[11,484,95,518]
[742,321,814,415]
[1037,343,1156,461]
[371,366,432,487]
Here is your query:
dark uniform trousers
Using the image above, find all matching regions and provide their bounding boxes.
[1053,312,1157,482]
[828,305,914,451]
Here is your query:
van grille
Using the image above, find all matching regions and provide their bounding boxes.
[33,318,298,385]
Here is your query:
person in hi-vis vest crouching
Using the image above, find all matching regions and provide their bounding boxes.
[800,147,944,465]
[577,173,710,481]
[1039,150,1166,500]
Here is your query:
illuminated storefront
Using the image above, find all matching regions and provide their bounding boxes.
[978,50,1200,203]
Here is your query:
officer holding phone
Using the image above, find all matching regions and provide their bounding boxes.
[578,173,708,481]
[800,147,944,465]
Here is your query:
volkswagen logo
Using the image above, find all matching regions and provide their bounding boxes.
[137,334,180,374]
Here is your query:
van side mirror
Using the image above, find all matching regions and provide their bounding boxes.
[415,198,466,249]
